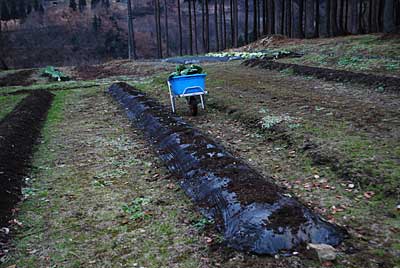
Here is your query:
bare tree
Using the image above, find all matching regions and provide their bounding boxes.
[193,0,198,54]
[164,0,169,56]
[154,0,162,58]
[330,0,338,36]
[205,0,210,51]
[222,0,227,49]
[305,0,315,37]
[253,0,258,40]
[188,0,193,54]
[127,0,137,59]
[214,0,219,50]
[245,0,249,43]
[177,0,183,55]
[383,0,395,32]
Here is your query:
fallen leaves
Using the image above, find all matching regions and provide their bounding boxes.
[363,191,375,199]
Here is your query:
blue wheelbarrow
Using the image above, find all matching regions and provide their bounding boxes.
[167,73,207,116]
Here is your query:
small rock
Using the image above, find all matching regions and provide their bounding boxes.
[0,228,9,235]
[347,183,355,189]
[307,243,337,262]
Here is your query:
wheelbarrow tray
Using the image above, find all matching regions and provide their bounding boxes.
[168,74,207,97]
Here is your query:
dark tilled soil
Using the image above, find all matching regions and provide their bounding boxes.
[243,59,400,91]
[115,83,284,207]
[73,61,170,80]
[266,205,307,232]
[0,70,36,87]
[0,84,101,97]
[0,90,53,228]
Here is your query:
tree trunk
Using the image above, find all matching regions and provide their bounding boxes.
[193,0,198,54]
[206,0,210,52]
[202,0,206,52]
[164,0,169,56]
[245,0,249,43]
[286,0,292,37]
[350,0,358,33]
[383,0,395,32]
[280,0,285,34]
[345,0,349,33]
[292,0,304,37]
[188,0,193,54]
[0,21,7,70]
[378,0,384,31]
[258,0,262,36]
[234,0,238,47]
[315,0,319,36]
[358,0,364,33]
[127,0,133,59]
[269,0,275,34]
[214,0,219,51]
[318,0,329,36]
[338,0,345,34]
[253,0,258,40]
[368,0,373,32]
[219,0,224,49]
[222,0,227,49]
[230,0,234,46]
[330,0,338,36]
[154,0,162,58]
[178,0,183,55]
[305,0,315,38]
[326,0,331,36]
[262,0,267,35]
[299,0,304,37]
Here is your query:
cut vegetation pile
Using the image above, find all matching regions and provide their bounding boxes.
[243,59,400,91]
[0,90,54,227]
[108,82,347,255]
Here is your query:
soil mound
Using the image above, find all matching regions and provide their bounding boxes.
[108,82,347,255]
[244,59,400,91]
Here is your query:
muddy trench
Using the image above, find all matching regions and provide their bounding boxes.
[0,90,54,226]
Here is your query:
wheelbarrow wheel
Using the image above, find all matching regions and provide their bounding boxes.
[188,97,198,116]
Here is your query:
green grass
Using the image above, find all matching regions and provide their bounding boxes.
[0,94,27,120]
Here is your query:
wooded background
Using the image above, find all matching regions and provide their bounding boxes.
[0,0,399,67]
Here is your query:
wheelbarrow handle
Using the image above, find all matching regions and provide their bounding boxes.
[182,86,204,95]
